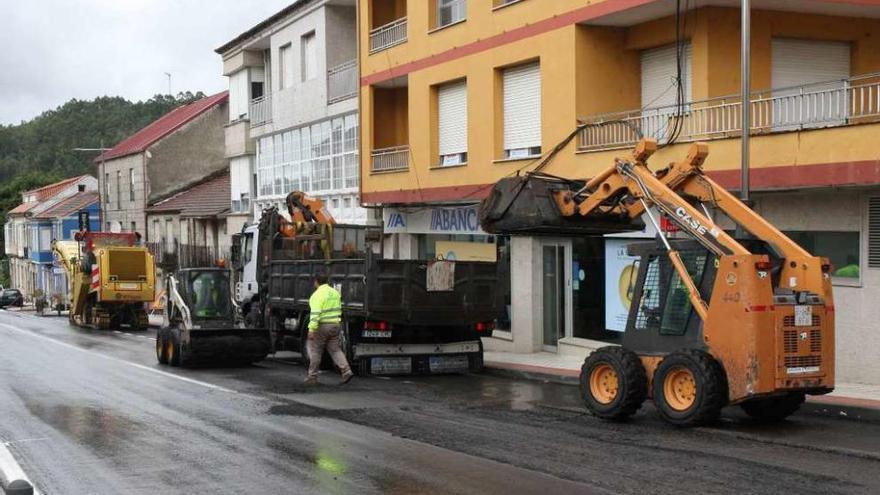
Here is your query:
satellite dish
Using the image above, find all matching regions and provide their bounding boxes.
[110,221,122,234]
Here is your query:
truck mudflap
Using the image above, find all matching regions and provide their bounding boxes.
[354,341,483,375]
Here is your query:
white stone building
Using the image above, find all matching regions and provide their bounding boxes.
[216,0,371,228]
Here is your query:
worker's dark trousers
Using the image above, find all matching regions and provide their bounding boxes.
[307,323,351,379]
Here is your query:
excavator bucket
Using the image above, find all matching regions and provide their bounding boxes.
[479,175,643,235]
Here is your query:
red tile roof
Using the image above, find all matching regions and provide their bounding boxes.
[96,91,228,162]
[34,191,99,219]
[147,171,230,218]
[7,175,90,216]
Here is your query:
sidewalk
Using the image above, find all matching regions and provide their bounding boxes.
[484,351,880,411]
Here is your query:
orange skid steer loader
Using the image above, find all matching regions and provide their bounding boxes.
[479,139,834,426]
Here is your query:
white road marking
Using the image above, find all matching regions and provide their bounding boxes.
[0,441,42,494]
[0,323,236,394]
[2,438,48,446]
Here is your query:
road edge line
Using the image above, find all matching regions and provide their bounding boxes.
[0,323,237,394]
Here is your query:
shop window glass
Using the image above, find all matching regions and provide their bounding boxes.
[785,231,860,279]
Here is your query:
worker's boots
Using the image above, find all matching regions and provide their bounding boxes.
[340,371,354,385]
[303,376,318,386]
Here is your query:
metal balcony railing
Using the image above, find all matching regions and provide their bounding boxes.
[578,73,880,152]
[371,145,410,172]
[370,17,407,53]
[327,60,358,104]
[249,95,272,128]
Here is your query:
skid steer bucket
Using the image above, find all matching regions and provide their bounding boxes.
[479,175,643,235]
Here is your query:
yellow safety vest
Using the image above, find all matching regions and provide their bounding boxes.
[308,284,342,331]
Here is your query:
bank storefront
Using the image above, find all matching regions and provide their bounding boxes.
[483,215,659,357]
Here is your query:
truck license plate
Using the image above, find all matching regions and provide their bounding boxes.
[362,330,392,338]
[371,357,411,374]
[429,355,470,373]
[118,283,139,290]
[794,305,813,326]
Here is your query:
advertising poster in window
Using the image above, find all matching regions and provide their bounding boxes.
[605,239,640,332]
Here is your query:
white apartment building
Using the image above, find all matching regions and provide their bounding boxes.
[216,0,371,227]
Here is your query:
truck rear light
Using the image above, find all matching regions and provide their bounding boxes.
[755,261,772,271]
[475,321,495,332]
[364,320,388,331]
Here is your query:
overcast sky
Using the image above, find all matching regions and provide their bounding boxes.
[0,0,296,125]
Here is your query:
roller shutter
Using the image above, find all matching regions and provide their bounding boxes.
[772,38,850,127]
[641,42,692,109]
[503,62,542,154]
[438,80,468,164]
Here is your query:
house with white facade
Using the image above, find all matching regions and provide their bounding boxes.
[216,0,372,228]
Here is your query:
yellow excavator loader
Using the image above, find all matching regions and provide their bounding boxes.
[480,139,834,426]
[53,232,155,330]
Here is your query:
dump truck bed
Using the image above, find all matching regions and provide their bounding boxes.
[265,257,501,326]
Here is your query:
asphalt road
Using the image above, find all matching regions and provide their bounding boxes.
[1,310,879,495]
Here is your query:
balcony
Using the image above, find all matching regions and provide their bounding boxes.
[249,95,272,128]
[327,60,358,104]
[371,145,410,173]
[578,74,880,152]
[370,17,407,53]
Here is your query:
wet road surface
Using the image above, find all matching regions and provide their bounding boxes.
[1,310,879,494]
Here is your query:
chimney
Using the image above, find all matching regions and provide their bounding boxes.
[78,184,86,192]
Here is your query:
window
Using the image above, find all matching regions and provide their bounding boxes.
[129,168,135,202]
[130,221,137,234]
[228,70,249,120]
[104,173,110,205]
[771,39,850,128]
[641,42,692,141]
[494,0,522,7]
[436,0,466,28]
[254,113,358,199]
[116,170,121,207]
[785,231,860,279]
[301,32,317,82]
[437,80,468,166]
[279,43,293,89]
[502,62,541,159]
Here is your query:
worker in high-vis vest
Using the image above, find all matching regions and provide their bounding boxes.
[304,272,353,385]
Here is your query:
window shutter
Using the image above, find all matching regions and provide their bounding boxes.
[869,197,880,268]
[228,70,249,120]
[438,80,468,157]
[503,62,541,152]
[771,39,850,91]
[641,42,692,109]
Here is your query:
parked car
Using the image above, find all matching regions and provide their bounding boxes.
[0,288,24,308]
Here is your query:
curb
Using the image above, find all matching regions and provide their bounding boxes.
[486,362,880,417]
[484,362,580,386]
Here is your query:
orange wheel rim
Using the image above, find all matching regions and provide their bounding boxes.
[663,366,697,411]
[589,363,619,404]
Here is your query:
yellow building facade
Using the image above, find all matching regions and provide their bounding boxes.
[358,0,880,385]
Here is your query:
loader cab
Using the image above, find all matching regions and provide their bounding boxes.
[177,268,233,322]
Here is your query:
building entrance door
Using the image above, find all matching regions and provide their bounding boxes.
[541,240,571,351]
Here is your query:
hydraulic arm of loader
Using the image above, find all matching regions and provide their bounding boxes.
[547,138,831,321]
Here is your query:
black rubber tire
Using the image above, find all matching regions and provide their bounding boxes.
[740,392,805,422]
[653,349,727,427]
[168,327,182,366]
[579,346,648,420]
[156,328,169,365]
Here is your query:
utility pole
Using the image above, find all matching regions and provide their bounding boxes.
[164,72,172,96]
[740,0,751,205]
